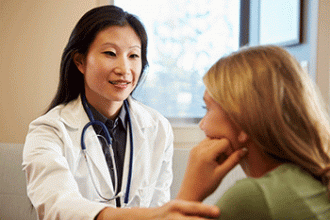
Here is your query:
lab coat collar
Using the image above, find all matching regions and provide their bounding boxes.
[59,95,155,130]
[59,95,89,130]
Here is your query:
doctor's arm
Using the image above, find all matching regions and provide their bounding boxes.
[96,200,220,220]
[176,138,248,202]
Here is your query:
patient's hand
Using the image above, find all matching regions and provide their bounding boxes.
[176,138,247,202]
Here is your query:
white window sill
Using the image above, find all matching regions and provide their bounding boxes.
[170,121,205,149]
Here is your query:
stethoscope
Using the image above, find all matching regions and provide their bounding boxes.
[80,94,133,205]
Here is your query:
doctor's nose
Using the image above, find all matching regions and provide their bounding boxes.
[114,58,130,75]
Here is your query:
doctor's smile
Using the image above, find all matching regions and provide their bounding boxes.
[109,80,132,89]
[109,80,131,85]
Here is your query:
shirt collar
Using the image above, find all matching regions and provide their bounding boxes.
[86,101,127,132]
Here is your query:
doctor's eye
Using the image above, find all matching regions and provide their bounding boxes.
[104,51,116,57]
[129,53,140,59]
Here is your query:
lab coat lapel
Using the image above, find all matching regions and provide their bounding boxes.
[127,97,154,155]
[60,96,114,196]
[120,97,155,205]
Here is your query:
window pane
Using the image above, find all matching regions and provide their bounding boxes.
[116,0,240,118]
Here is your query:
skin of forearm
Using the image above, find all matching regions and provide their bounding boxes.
[96,207,157,220]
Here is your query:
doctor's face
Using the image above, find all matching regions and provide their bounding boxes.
[75,25,142,106]
[199,91,243,149]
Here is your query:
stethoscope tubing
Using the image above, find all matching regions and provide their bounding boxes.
[80,94,133,205]
[124,100,133,204]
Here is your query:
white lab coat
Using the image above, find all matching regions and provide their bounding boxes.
[22,96,174,220]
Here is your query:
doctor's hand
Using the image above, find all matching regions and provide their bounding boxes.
[176,138,248,202]
[150,200,220,219]
[96,200,220,219]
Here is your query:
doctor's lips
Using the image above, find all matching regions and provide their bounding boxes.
[109,80,131,85]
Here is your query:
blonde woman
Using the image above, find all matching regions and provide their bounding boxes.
[177,45,330,219]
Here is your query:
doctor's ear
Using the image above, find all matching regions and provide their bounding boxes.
[73,52,85,74]
[238,131,249,143]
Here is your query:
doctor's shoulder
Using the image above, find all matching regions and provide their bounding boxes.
[23,103,72,164]
[25,101,78,142]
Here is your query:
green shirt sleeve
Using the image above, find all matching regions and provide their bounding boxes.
[215,178,272,220]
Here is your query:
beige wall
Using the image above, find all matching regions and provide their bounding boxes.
[0,0,329,144]
[316,0,330,106]
[0,0,101,143]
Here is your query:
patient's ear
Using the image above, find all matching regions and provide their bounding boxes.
[238,131,249,143]
[73,53,85,74]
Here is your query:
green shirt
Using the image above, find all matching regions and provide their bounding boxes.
[216,164,330,219]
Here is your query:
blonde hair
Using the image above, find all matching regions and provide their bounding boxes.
[204,45,330,190]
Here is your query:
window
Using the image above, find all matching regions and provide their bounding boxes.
[115,0,240,119]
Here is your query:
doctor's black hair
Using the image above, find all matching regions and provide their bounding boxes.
[46,5,148,112]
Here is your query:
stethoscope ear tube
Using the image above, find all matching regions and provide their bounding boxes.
[81,94,113,149]
[81,121,112,150]
[82,149,121,202]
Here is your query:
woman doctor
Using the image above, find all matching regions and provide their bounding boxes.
[22,5,220,220]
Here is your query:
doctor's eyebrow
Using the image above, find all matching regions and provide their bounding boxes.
[129,45,141,49]
[101,42,141,50]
